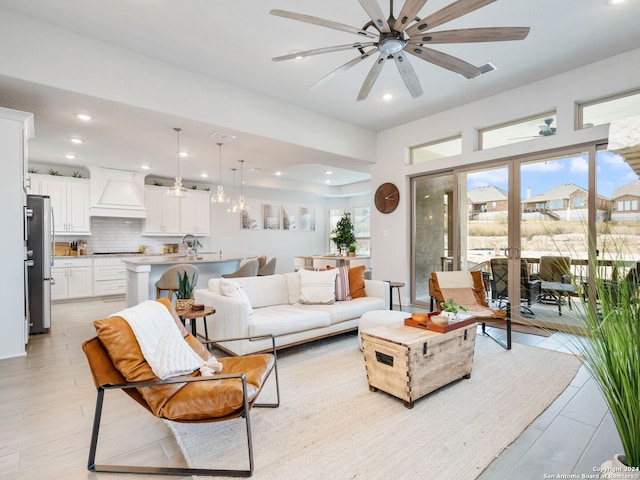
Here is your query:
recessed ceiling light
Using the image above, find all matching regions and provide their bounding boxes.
[382,93,394,101]
[65,154,77,159]
[69,137,83,144]
[75,113,93,121]
[179,151,189,157]
[325,179,331,184]
[201,173,208,178]
[141,165,150,170]
[608,0,625,4]
[325,170,333,175]
[275,171,282,176]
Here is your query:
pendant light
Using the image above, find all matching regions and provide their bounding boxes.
[167,127,188,197]
[211,142,229,204]
[237,159,248,211]
[227,167,238,213]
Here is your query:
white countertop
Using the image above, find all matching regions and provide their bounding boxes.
[122,253,256,266]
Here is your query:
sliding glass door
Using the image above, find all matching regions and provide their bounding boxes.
[411,144,623,323]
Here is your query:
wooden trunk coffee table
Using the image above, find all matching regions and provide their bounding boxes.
[361,321,477,408]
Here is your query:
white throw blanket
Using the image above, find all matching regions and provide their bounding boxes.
[111,300,222,380]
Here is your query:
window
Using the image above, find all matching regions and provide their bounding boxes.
[479,112,557,150]
[328,207,370,255]
[578,88,640,129]
[573,197,585,208]
[550,199,563,209]
[411,135,462,164]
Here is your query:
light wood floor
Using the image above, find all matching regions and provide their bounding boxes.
[0,299,623,479]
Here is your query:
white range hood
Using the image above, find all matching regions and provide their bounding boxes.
[89,166,146,218]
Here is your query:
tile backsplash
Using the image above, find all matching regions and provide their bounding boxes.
[68,217,186,255]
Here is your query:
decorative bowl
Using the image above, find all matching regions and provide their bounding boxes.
[411,312,429,323]
[430,315,450,327]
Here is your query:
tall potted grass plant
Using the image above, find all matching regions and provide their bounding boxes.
[571,260,640,476]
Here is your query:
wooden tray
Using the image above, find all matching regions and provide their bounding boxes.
[404,316,476,333]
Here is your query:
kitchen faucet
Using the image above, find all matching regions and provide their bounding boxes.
[181,234,198,255]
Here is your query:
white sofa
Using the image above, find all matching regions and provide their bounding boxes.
[194,272,389,355]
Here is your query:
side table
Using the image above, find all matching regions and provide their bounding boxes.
[175,306,215,341]
[385,281,405,311]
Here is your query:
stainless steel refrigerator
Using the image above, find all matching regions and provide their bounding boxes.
[26,194,53,334]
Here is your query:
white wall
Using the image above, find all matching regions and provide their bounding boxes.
[371,48,640,305]
[208,186,329,273]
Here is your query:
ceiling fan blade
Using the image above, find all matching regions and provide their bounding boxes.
[357,54,387,101]
[309,50,377,91]
[395,0,429,32]
[409,26,530,44]
[407,45,482,78]
[270,9,377,39]
[406,0,497,36]
[273,43,376,62]
[357,0,391,33]
[393,52,424,98]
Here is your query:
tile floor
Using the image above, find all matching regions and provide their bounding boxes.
[0,299,623,479]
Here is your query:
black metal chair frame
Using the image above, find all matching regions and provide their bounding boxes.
[87,334,280,478]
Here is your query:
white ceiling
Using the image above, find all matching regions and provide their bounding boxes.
[1,0,639,191]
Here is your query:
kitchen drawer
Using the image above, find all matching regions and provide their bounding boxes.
[94,279,127,296]
[94,267,126,281]
[54,257,92,268]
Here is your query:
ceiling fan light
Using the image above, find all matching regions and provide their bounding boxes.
[378,38,405,55]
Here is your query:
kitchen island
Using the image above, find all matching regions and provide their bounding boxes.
[123,253,256,307]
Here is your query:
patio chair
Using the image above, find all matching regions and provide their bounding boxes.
[529,256,575,315]
[430,270,512,350]
[82,298,280,477]
[490,258,541,317]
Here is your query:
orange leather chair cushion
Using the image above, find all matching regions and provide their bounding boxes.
[93,299,275,422]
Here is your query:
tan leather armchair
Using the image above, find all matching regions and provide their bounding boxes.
[82,297,279,477]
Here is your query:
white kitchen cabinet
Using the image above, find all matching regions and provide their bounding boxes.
[93,257,127,296]
[33,174,90,235]
[52,258,93,300]
[180,190,211,235]
[143,186,181,235]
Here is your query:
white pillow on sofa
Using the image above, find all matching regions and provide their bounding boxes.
[219,278,254,315]
[298,269,337,305]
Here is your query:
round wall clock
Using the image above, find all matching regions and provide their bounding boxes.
[374,182,400,214]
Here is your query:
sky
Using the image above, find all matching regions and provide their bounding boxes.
[467,150,637,199]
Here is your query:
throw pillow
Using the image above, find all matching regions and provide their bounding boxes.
[219,278,254,315]
[298,268,337,304]
[334,265,352,301]
[349,265,367,298]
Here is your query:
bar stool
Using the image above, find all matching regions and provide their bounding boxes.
[385,281,405,311]
[155,264,199,299]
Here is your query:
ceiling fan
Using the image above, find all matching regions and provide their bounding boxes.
[270,0,530,101]
[509,118,557,140]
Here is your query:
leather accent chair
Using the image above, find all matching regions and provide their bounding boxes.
[82,298,279,477]
[430,270,511,350]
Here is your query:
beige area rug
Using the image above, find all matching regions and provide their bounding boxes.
[165,332,581,480]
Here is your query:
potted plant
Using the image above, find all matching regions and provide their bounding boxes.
[347,245,356,257]
[331,212,356,255]
[175,271,196,310]
[568,259,640,475]
[440,298,467,320]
